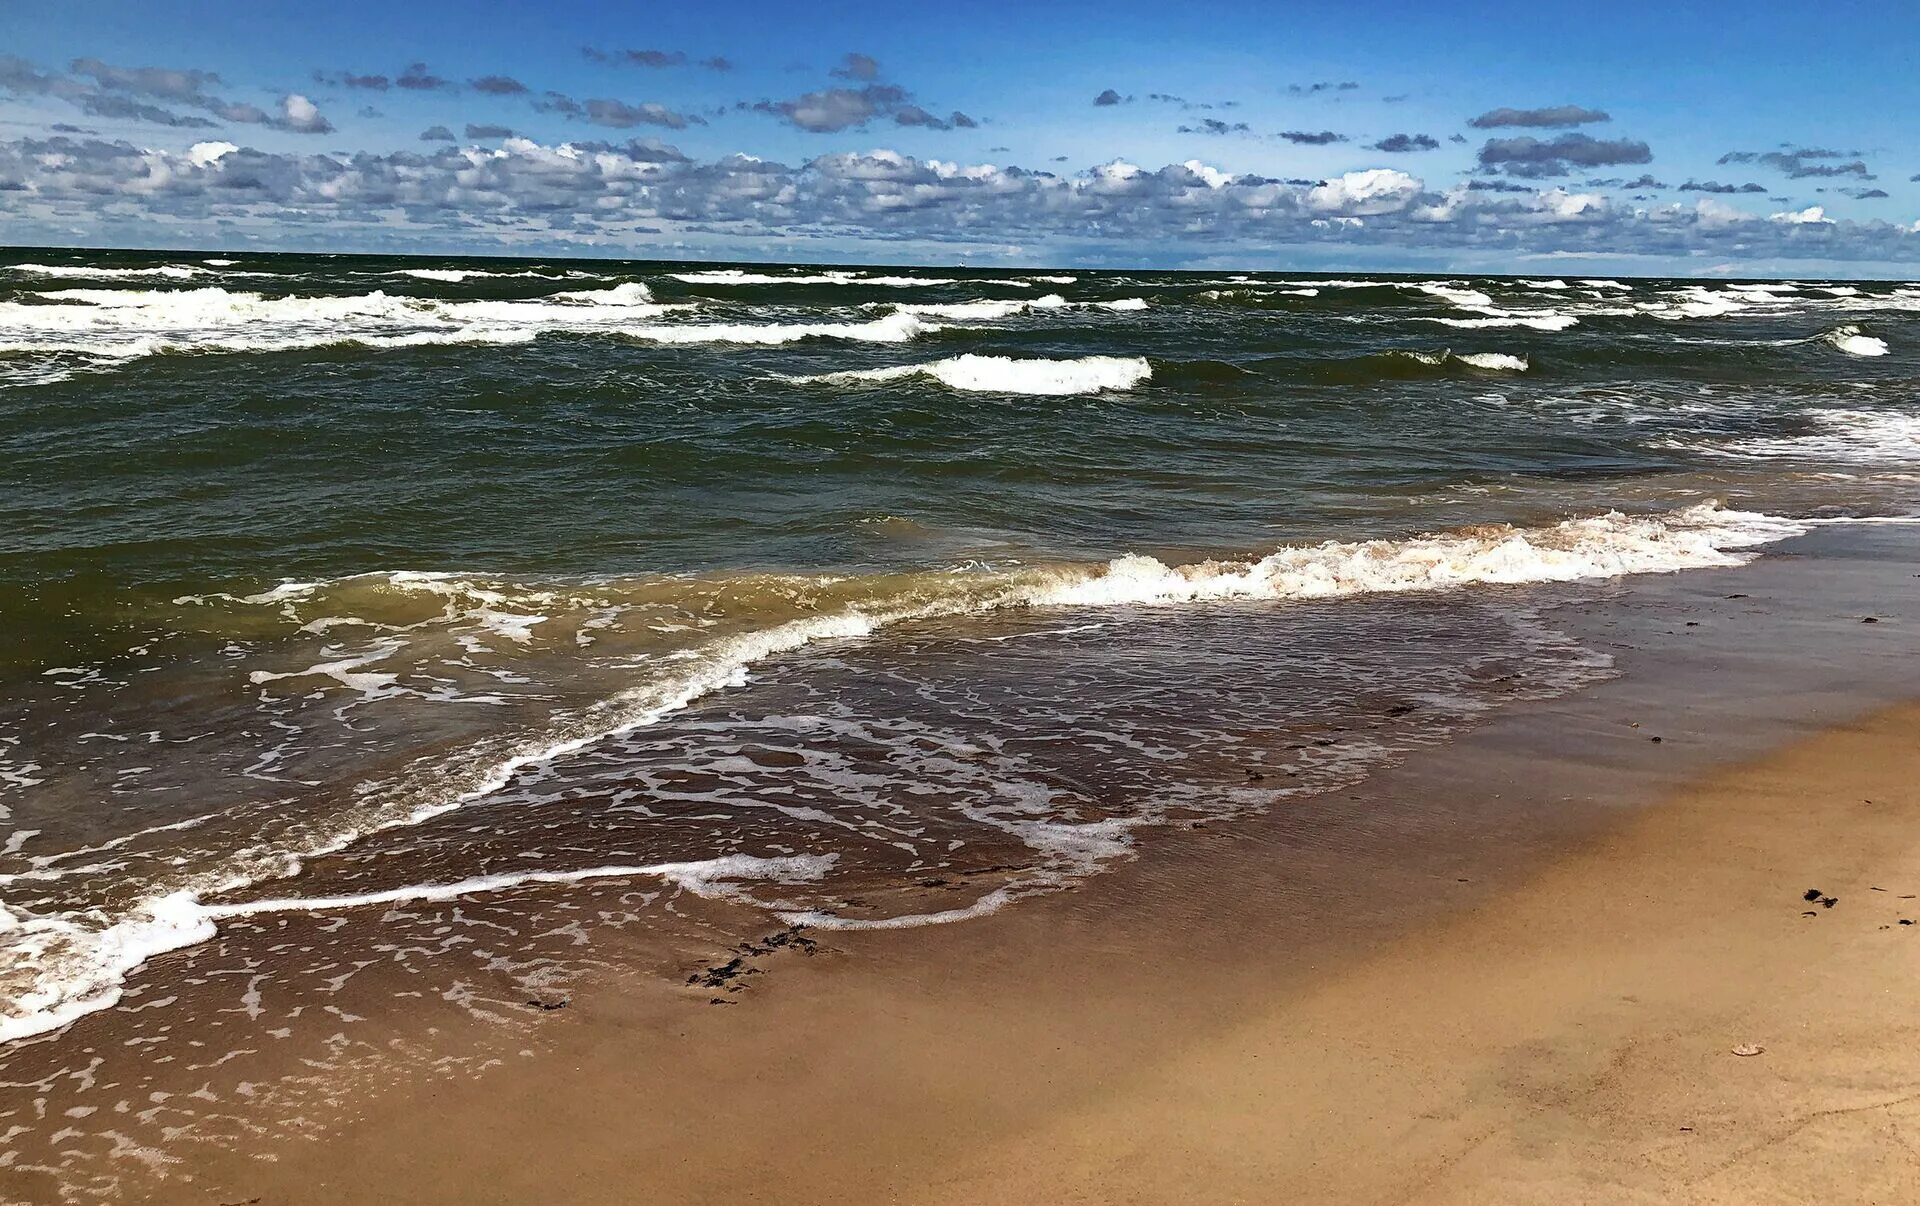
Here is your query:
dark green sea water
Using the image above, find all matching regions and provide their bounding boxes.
[2,250,1917,1189]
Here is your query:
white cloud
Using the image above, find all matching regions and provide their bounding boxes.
[2,134,1916,266]
[185,140,238,167]
[1769,205,1832,225]
[1305,169,1422,215]
[278,94,327,133]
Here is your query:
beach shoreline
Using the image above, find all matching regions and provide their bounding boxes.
[52,522,1908,1206]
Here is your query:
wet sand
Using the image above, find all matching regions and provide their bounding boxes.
[131,523,1920,1206]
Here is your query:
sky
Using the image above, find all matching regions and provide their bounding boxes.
[4,0,1920,274]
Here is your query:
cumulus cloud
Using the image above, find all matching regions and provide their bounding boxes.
[1279,130,1346,145]
[1306,168,1422,214]
[752,77,970,133]
[754,84,899,132]
[3,133,1915,266]
[419,125,455,141]
[278,93,333,134]
[1093,88,1128,106]
[3,55,332,133]
[1477,132,1651,177]
[1369,133,1439,153]
[1468,105,1610,129]
[464,123,514,139]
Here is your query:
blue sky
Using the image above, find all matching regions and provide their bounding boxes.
[4,0,1920,273]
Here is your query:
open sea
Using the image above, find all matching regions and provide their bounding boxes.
[2,249,1917,1196]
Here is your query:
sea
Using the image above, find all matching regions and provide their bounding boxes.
[1,249,1917,1196]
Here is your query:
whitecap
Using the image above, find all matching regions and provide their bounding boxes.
[788,353,1152,395]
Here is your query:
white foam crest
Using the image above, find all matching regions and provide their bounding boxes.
[1393,350,1529,372]
[0,285,686,369]
[788,353,1152,395]
[9,263,202,280]
[0,501,1807,1046]
[628,310,934,345]
[1455,352,1529,371]
[887,295,1066,320]
[1417,282,1497,309]
[1698,410,1920,465]
[1823,325,1889,357]
[669,269,958,287]
[1033,504,1805,608]
[388,268,549,282]
[881,295,1146,319]
[549,281,655,305]
[1425,314,1579,331]
[1197,287,1321,301]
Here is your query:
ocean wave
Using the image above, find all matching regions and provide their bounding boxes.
[386,267,556,282]
[0,500,1812,1045]
[1392,349,1530,372]
[0,283,685,371]
[787,353,1152,394]
[879,295,1148,319]
[1691,410,1920,464]
[9,263,204,280]
[1822,324,1889,356]
[626,310,935,345]
[670,268,960,287]
[1423,313,1580,331]
[1196,286,1322,303]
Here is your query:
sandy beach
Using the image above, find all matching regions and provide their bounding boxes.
[104,525,1919,1206]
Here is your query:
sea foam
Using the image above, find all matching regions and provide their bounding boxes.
[0,501,1813,1046]
[0,284,685,371]
[788,353,1153,395]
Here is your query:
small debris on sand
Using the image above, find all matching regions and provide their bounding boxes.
[1731,1044,1765,1057]
[1803,888,1824,902]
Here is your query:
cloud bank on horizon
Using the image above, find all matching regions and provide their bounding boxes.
[3,0,1918,273]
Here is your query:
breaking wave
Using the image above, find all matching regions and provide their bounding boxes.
[1822,324,1889,357]
[787,353,1153,395]
[0,283,687,372]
